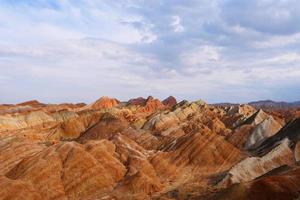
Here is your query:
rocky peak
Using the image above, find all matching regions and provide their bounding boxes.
[89,96,120,110]
[17,100,45,107]
[142,96,165,112]
[162,96,177,107]
[128,97,147,106]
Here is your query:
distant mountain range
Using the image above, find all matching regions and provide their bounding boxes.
[212,100,300,109]
[249,100,300,109]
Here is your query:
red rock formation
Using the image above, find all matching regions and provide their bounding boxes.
[226,125,254,149]
[267,108,300,124]
[17,100,45,107]
[162,96,177,107]
[206,166,300,200]
[127,96,165,114]
[128,97,147,106]
[2,140,126,200]
[1,97,300,199]
[111,134,163,198]
[295,141,300,161]
[226,109,282,150]
[139,96,165,113]
[77,112,129,142]
[221,138,294,185]
[0,109,101,141]
[0,176,42,200]
[88,96,120,110]
[151,128,244,188]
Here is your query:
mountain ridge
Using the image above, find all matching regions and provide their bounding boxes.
[1,96,300,199]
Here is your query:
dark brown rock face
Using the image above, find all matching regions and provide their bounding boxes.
[162,96,177,107]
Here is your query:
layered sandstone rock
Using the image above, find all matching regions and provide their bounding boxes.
[0,101,85,116]
[17,100,45,107]
[221,104,257,129]
[87,96,120,110]
[207,166,300,200]
[226,125,254,149]
[0,176,43,200]
[226,109,281,150]
[142,100,203,132]
[111,134,163,199]
[138,96,165,113]
[0,110,55,131]
[294,141,300,162]
[151,129,244,186]
[222,138,294,185]
[227,104,256,118]
[128,97,148,106]
[77,112,129,142]
[250,118,300,156]
[120,127,160,150]
[2,140,126,200]
[245,115,282,149]
[0,109,101,141]
[0,97,299,200]
[0,140,46,175]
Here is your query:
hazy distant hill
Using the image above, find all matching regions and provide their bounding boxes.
[249,100,300,109]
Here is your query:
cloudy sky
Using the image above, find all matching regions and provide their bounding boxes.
[0,0,300,104]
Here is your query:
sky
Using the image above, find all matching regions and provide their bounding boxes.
[0,0,300,104]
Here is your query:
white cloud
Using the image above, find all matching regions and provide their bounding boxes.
[170,15,184,32]
[252,32,300,48]
[0,1,157,45]
[0,0,300,103]
[180,45,221,72]
[262,52,300,64]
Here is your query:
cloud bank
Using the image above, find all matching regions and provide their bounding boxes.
[0,0,299,103]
